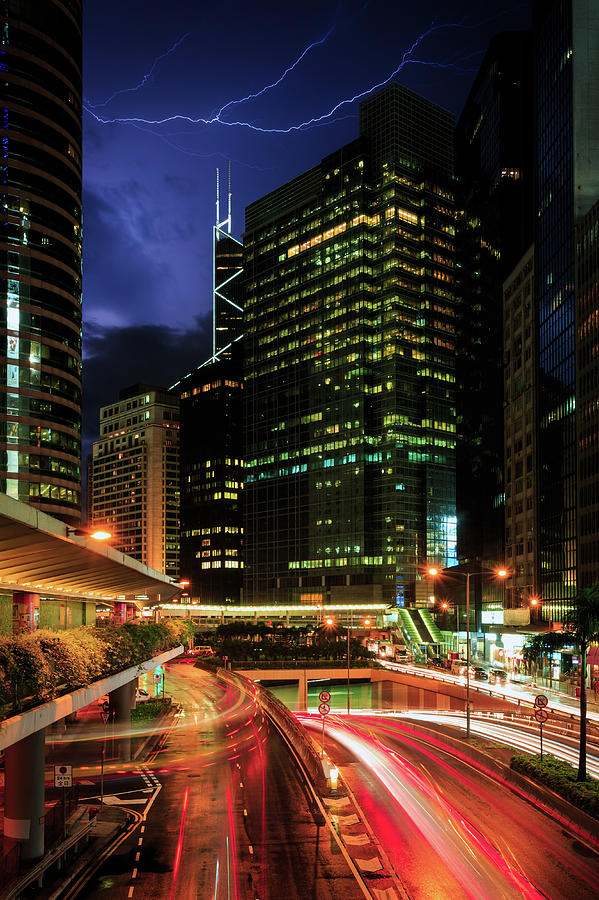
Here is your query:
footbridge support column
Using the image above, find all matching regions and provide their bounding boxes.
[4,728,45,861]
[109,680,136,761]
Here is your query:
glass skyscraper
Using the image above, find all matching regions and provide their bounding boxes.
[1,0,82,522]
[534,0,599,615]
[243,84,457,607]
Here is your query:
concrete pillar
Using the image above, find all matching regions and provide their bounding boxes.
[298,671,308,712]
[4,728,45,860]
[12,591,40,634]
[113,601,127,625]
[109,681,136,761]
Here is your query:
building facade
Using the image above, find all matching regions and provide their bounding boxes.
[243,84,457,607]
[89,385,179,577]
[1,0,83,522]
[534,0,599,616]
[503,246,539,608]
[576,199,599,590]
[454,31,534,576]
[178,352,244,603]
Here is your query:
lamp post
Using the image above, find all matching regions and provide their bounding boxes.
[428,565,508,738]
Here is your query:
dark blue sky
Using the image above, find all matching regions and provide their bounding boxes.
[81,0,531,452]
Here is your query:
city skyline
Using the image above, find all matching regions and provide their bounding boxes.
[82,0,531,455]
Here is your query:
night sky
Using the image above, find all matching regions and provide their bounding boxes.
[82,0,532,457]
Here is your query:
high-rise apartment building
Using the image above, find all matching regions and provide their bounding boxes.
[455,32,534,579]
[89,385,179,577]
[243,83,457,607]
[178,350,244,603]
[1,0,83,523]
[534,0,599,616]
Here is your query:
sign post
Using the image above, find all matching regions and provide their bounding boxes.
[54,765,72,840]
[319,690,331,757]
[533,695,550,758]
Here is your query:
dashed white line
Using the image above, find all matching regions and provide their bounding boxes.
[128,887,134,898]
[138,837,143,847]
[132,867,138,879]
[135,851,140,862]
[248,845,254,855]
[243,808,248,817]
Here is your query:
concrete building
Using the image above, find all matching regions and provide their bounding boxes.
[503,246,539,609]
[89,385,180,577]
[1,0,83,523]
[243,83,457,607]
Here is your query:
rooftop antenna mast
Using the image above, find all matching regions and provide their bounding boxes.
[212,163,243,359]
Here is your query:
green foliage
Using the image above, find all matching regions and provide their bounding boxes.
[511,753,599,818]
[131,697,171,726]
[0,622,184,716]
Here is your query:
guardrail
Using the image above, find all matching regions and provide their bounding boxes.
[219,668,328,796]
[3,819,96,900]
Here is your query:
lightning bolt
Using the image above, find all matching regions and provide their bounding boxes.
[84,20,472,137]
[86,31,193,109]
[214,25,335,119]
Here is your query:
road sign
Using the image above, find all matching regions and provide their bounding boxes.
[100,711,110,725]
[534,707,549,723]
[319,690,331,703]
[153,673,162,683]
[54,765,72,788]
[318,702,331,716]
[534,694,549,708]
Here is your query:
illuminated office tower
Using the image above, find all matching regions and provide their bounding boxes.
[90,386,179,577]
[1,0,83,522]
[244,83,457,607]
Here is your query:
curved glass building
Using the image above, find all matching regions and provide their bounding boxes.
[1,0,82,522]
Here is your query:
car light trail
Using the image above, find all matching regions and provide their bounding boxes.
[168,785,189,900]
[225,786,240,900]
[318,718,544,899]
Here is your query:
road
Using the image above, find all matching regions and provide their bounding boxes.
[75,664,364,900]
[300,712,599,900]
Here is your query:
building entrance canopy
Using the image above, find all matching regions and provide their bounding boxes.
[0,494,181,603]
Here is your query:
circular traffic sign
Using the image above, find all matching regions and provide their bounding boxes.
[318,702,331,716]
[319,689,331,703]
[534,707,549,723]
[58,765,68,774]
[534,694,549,708]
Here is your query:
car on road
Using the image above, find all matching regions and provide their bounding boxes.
[488,668,508,685]
[471,666,489,681]
[135,688,151,703]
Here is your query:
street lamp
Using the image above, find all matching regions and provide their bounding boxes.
[428,564,508,737]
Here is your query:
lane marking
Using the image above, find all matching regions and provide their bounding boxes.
[138,837,143,847]
[128,888,134,898]
[135,851,140,862]
[248,845,253,855]
[132,867,138,878]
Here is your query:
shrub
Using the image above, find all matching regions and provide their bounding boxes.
[511,753,599,818]
[0,622,185,716]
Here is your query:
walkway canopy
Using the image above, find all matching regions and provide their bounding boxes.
[0,494,181,604]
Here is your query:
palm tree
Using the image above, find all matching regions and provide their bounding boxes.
[523,584,599,781]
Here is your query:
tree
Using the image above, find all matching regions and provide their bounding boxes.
[523,584,599,781]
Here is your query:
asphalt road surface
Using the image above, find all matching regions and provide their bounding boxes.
[300,713,599,900]
[76,664,364,900]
